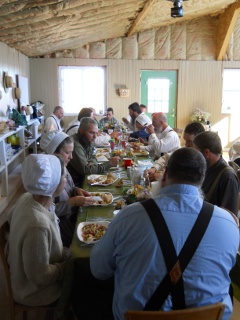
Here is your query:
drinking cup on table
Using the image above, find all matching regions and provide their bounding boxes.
[108,129,113,135]
[110,141,115,151]
[123,158,132,169]
[121,140,127,149]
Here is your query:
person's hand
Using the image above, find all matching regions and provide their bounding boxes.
[69,196,94,207]
[145,167,157,176]
[97,129,103,137]
[148,172,161,182]
[132,145,140,151]
[77,188,91,197]
[122,117,129,124]
[138,137,148,146]
[109,156,120,167]
[110,131,118,139]
[146,124,155,135]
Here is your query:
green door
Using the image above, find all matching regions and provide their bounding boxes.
[141,70,177,128]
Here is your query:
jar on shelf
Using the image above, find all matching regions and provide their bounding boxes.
[6,106,13,119]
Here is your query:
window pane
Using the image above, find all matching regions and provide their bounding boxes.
[59,66,106,115]
[147,79,170,113]
[222,69,240,113]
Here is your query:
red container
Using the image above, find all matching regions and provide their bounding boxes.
[123,158,132,169]
[121,140,127,149]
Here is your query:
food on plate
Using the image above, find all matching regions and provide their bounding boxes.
[88,173,117,185]
[129,142,144,147]
[112,150,122,156]
[133,150,149,155]
[91,192,113,205]
[96,148,110,153]
[82,223,107,242]
[116,178,123,188]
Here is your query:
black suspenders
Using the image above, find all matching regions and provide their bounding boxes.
[141,198,214,311]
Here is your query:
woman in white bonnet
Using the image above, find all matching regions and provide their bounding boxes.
[40,130,93,247]
[7,154,67,307]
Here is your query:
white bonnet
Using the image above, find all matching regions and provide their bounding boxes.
[40,130,69,154]
[22,154,61,197]
[136,113,152,127]
[229,140,240,161]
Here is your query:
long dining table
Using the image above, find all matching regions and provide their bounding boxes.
[56,152,152,320]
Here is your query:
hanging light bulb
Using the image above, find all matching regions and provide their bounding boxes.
[168,0,188,18]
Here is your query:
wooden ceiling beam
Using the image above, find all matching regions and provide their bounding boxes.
[127,0,157,37]
[217,0,240,61]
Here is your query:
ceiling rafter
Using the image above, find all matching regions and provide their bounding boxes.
[217,0,240,60]
[127,0,157,37]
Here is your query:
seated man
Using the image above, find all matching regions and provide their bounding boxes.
[122,102,141,132]
[44,106,64,132]
[146,121,205,181]
[134,112,180,159]
[99,107,119,129]
[90,148,239,320]
[229,140,240,167]
[193,131,239,216]
[129,113,152,141]
[67,117,119,187]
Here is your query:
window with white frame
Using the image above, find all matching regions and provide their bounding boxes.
[59,66,106,115]
[222,69,240,114]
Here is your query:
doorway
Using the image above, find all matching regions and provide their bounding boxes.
[141,70,177,128]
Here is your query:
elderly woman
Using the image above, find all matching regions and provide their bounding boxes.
[7,154,67,306]
[40,130,93,247]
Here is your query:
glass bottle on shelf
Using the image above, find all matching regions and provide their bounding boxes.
[6,105,12,119]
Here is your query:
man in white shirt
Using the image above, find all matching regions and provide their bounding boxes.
[44,106,64,132]
[134,112,179,159]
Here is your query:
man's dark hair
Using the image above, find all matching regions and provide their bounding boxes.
[79,117,97,131]
[193,131,222,155]
[184,122,205,136]
[167,148,206,186]
[107,107,114,113]
[128,102,141,114]
[78,108,93,121]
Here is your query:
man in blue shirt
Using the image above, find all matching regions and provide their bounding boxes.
[90,148,239,320]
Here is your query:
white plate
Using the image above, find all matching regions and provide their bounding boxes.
[113,210,120,215]
[90,192,113,205]
[77,221,110,244]
[87,174,118,186]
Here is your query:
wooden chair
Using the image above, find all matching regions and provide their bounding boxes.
[124,303,225,320]
[173,128,183,140]
[0,221,56,320]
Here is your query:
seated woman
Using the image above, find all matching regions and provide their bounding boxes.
[129,113,151,141]
[40,130,94,247]
[7,154,67,306]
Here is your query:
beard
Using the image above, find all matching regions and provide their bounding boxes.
[79,134,91,148]
[131,114,137,126]
[154,125,162,134]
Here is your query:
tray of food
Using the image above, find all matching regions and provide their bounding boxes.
[87,172,117,186]
[90,192,113,205]
[77,221,109,244]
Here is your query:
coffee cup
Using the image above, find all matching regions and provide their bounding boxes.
[123,158,132,169]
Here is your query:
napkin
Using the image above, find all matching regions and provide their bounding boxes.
[137,160,153,166]
[96,155,109,162]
